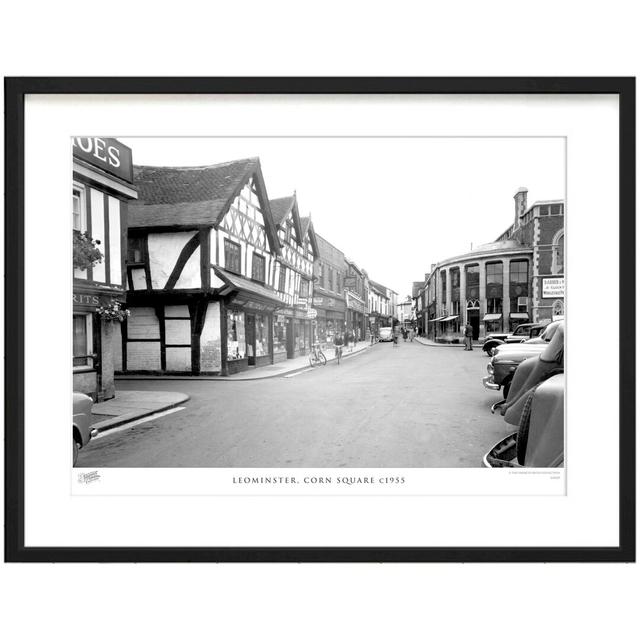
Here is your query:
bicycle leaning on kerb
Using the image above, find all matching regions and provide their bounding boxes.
[308,342,327,367]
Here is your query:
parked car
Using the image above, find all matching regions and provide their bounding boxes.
[73,392,97,466]
[483,321,562,398]
[483,322,564,468]
[481,322,547,355]
[378,327,394,342]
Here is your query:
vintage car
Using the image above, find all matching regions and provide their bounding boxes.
[73,392,97,466]
[481,322,547,355]
[482,320,562,398]
[483,322,564,468]
[378,327,394,342]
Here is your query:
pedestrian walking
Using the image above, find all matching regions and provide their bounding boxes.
[464,321,474,350]
[409,328,414,342]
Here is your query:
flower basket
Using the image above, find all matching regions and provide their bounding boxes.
[96,300,130,323]
[73,230,103,271]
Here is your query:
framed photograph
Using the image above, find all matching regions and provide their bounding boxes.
[4,77,635,562]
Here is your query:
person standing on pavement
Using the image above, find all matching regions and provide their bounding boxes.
[464,321,474,350]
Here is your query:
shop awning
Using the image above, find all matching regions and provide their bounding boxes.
[510,312,530,320]
[483,313,502,322]
[431,316,447,322]
[214,267,284,307]
[440,315,459,322]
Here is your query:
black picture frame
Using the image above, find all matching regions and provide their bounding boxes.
[4,77,635,563]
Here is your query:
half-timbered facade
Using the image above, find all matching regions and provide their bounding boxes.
[73,137,137,401]
[269,195,319,360]
[121,157,285,376]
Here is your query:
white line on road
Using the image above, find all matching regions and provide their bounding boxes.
[94,406,186,439]
[283,368,314,378]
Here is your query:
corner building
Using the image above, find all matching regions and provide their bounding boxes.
[423,187,564,342]
[120,157,299,376]
[73,137,137,400]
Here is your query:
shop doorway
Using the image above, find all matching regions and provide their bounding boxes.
[467,309,480,340]
[285,318,295,359]
[246,314,256,365]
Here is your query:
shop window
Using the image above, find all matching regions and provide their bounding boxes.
[254,314,269,357]
[252,252,266,282]
[72,184,86,231]
[465,264,479,299]
[224,239,241,274]
[278,265,287,292]
[486,261,503,298]
[73,313,93,368]
[273,316,287,353]
[487,298,503,314]
[127,236,145,264]
[509,260,529,297]
[441,271,447,302]
[226,310,246,360]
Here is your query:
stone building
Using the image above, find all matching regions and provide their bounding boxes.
[420,187,564,342]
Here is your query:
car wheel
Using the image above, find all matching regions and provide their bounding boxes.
[516,394,534,466]
[502,379,512,399]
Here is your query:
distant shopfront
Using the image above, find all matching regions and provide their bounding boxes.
[312,295,345,346]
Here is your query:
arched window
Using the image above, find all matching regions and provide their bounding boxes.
[552,230,564,275]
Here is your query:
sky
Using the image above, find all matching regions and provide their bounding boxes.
[120,137,565,298]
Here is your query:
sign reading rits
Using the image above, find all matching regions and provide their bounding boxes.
[542,277,565,299]
[72,137,134,183]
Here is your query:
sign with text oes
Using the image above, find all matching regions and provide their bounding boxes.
[73,137,133,183]
[542,277,565,298]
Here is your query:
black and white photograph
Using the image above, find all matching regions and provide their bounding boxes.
[72,136,566,471]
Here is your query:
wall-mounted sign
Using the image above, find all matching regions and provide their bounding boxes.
[542,277,565,298]
[73,137,134,183]
[306,309,318,319]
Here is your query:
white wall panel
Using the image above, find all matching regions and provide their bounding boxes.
[108,196,121,286]
[165,347,191,371]
[127,307,159,339]
[165,318,191,345]
[127,342,161,371]
[148,231,197,289]
[90,188,106,283]
[174,247,201,289]
[165,305,190,318]
[130,268,147,290]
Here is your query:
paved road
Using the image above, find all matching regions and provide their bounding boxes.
[77,341,511,468]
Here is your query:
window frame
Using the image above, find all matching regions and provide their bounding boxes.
[73,312,94,370]
[251,251,266,283]
[72,182,86,232]
[224,238,242,274]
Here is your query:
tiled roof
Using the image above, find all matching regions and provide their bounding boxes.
[369,280,390,297]
[269,196,295,227]
[128,158,260,228]
[299,215,311,237]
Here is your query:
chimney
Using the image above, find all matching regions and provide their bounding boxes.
[514,187,528,229]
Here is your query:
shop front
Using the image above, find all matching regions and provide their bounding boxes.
[72,136,136,401]
[73,288,127,401]
[312,295,346,348]
[225,304,273,374]
[345,291,367,342]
